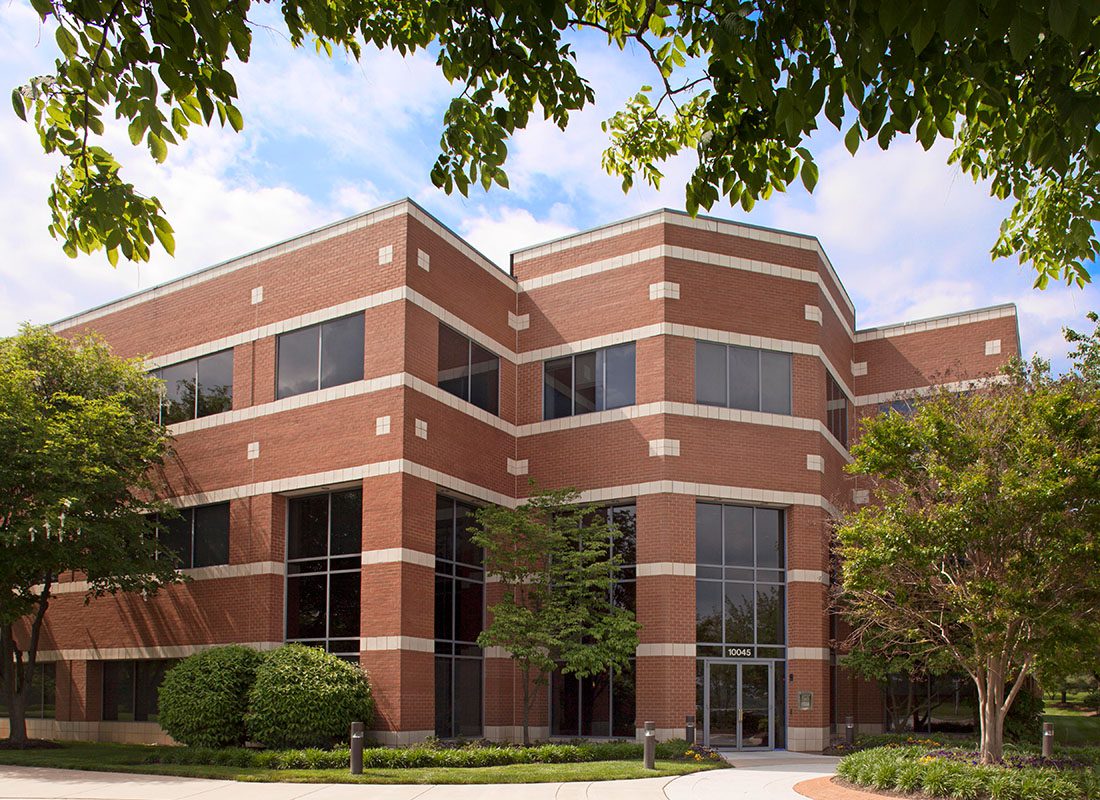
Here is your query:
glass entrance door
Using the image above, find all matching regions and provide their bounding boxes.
[704,661,774,750]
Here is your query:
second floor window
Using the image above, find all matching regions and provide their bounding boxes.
[154,350,233,424]
[277,313,364,399]
[544,342,636,420]
[695,341,791,415]
[437,324,500,415]
[157,503,230,569]
[826,372,848,447]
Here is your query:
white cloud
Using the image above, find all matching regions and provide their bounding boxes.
[459,206,577,268]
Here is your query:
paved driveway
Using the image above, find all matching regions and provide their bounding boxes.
[0,753,839,800]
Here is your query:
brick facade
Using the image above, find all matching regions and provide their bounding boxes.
[10,199,1019,751]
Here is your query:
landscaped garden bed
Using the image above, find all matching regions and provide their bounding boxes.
[835,741,1100,800]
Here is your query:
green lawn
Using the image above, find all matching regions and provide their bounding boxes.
[1045,707,1100,747]
[0,742,723,784]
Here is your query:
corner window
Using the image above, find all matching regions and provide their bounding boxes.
[543,342,636,420]
[156,503,230,569]
[437,324,500,415]
[695,341,791,415]
[154,350,233,424]
[826,372,848,447]
[276,313,364,399]
[285,489,362,659]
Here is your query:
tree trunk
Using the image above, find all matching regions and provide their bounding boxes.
[2,587,51,746]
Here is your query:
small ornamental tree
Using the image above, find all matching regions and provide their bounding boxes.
[836,358,1100,763]
[471,484,639,744]
[0,325,181,746]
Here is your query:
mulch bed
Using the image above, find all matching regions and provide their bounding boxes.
[794,775,925,800]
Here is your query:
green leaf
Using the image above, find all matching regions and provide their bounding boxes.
[844,124,861,155]
[1048,0,1078,39]
[225,104,243,132]
[55,26,78,59]
[800,159,819,193]
[147,133,167,162]
[11,88,26,121]
[1009,10,1042,61]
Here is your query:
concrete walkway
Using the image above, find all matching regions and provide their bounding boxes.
[0,753,840,800]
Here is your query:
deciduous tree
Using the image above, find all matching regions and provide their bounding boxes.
[0,325,181,746]
[471,484,638,744]
[12,0,1100,285]
[836,360,1100,762]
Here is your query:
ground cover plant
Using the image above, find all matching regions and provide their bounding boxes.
[0,740,726,784]
[837,743,1100,800]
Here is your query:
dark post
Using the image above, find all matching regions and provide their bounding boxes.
[350,721,364,774]
[685,714,695,745]
[644,721,656,769]
[1042,722,1054,758]
[845,715,855,746]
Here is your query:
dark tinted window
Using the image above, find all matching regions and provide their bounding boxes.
[826,371,849,447]
[277,314,363,399]
[320,314,365,390]
[155,349,234,424]
[0,664,56,719]
[695,341,727,406]
[102,659,175,722]
[695,503,787,653]
[285,489,363,657]
[695,341,792,415]
[437,325,499,415]
[551,662,635,737]
[157,503,229,569]
[543,343,635,420]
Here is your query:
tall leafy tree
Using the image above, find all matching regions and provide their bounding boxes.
[0,325,181,746]
[471,484,638,744]
[836,360,1100,763]
[11,0,1100,285]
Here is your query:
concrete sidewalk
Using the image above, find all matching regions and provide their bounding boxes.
[0,753,840,800]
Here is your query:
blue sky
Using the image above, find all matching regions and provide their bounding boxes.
[1,2,1097,370]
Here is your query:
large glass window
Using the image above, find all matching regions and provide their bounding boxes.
[435,495,484,738]
[285,489,363,658]
[543,343,636,420]
[695,503,786,657]
[156,503,230,569]
[826,372,849,447]
[154,350,233,424]
[102,659,175,722]
[0,663,55,719]
[277,313,365,399]
[695,342,791,415]
[551,504,637,737]
[437,325,500,415]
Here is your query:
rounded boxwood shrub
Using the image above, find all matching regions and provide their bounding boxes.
[158,645,265,747]
[246,644,373,749]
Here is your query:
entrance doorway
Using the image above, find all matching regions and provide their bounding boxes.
[702,660,774,749]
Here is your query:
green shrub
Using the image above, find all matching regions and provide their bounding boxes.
[157,645,265,747]
[246,644,374,749]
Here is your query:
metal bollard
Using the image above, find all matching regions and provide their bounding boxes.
[643,721,656,769]
[1042,722,1054,758]
[685,714,695,746]
[350,721,364,774]
[845,715,855,746]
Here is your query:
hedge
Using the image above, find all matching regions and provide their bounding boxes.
[157,645,265,747]
[143,739,716,770]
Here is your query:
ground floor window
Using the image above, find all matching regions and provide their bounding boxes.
[285,488,362,659]
[435,495,484,738]
[0,663,55,719]
[102,659,176,722]
[883,674,977,733]
[551,662,636,737]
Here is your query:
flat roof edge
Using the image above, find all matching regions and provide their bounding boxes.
[855,303,1018,339]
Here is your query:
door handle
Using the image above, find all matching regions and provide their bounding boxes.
[738,708,743,722]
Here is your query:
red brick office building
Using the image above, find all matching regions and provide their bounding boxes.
[3,199,1019,751]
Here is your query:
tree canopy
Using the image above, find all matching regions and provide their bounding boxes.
[835,353,1100,763]
[0,325,181,745]
[471,485,638,744]
[12,0,1100,285]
